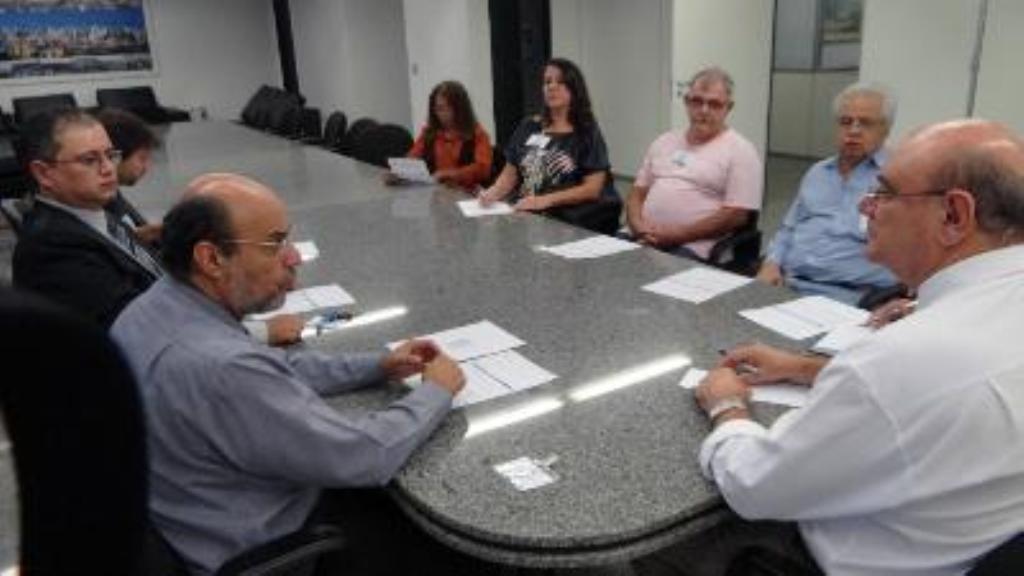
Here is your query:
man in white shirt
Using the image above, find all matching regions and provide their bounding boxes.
[642,119,1024,575]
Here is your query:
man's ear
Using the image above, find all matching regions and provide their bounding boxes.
[939,189,976,246]
[29,159,56,191]
[192,241,226,279]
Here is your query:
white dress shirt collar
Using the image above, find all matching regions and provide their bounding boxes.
[916,244,1024,309]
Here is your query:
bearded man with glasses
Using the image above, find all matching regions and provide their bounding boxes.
[625,66,763,260]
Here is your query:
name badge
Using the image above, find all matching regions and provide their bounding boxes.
[670,150,688,166]
[526,133,551,149]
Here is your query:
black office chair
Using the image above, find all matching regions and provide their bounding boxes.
[337,117,378,157]
[0,195,32,235]
[351,123,413,167]
[706,210,763,276]
[240,85,304,132]
[12,93,77,125]
[967,533,1024,576]
[96,86,190,124]
[321,111,348,151]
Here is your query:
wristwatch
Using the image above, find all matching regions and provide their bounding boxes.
[706,396,749,422]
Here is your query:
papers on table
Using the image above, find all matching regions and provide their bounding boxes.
[393,320,556,408]
[292,241,319,262]
[538,235,640,259]
[677,367,809,408]
[739,295,869,340]
[811,322,874,356]
[387,157,435,184]
[458,199,514,217]
[643,267,752,304]
[249,284,355,320]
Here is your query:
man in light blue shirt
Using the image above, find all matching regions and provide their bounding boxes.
[757,83,899,305]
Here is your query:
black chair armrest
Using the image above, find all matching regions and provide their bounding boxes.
[161,107,192,123]
[214,525,345,576]
[968,533,1024,576]
[707,227,760,264]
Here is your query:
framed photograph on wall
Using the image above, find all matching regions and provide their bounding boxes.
[0,0,157,84]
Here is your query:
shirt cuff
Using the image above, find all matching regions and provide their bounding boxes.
[242,319,269,343]
[698,418,768,480]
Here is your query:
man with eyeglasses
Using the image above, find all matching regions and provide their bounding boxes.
[13,108,159,328]
[638,119,1024,575]
[757,82,900,306]
[625,66,762,259]
[111,173,472,576]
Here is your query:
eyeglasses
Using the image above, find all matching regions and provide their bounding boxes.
[47,149,123,171]
[223,236,293,255]
[684,95,729,112]
[838,116,883,130]
[861,184,948,206]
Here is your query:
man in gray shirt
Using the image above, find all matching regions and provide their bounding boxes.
[111,173,465,575]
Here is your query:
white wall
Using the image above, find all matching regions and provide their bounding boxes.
[860,0,982,141]
[402,0,494,137]
[974,0,1024,136]
[769,70,857,158]
[672,0,774,162]
[551,0,672,177]
[291,0,412,130]
[774,0,817,70]
[1,0,280,120]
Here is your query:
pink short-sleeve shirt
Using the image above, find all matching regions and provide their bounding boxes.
[634,128,763,258]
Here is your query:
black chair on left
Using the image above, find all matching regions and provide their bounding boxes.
[12,93,77,125]
[351,123,413,168]
[96,86,190,124]
[968,533,1024,576]
[0,288,346,576]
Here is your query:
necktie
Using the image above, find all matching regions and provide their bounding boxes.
[105,211,163,278]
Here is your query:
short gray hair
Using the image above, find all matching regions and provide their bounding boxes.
[833,82,897,127]
[687,66,734,98]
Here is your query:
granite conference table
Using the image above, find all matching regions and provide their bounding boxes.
[129,121,802,568]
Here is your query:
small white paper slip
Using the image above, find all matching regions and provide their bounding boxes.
[740,296,869,340]
[387,157,435,184]
[389,320,526,362]
[539,235,640,260]
[811,323,874,356]
[458,199,514,217]
[293,241,319,262]
[494,456,559,491]
[453,363,515,408]
[643,267,751,304]
[470,350,557,392]
[248,284,356,320]
[678,368,708,389]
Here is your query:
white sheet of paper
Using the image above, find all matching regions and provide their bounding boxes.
[678,367,808,407]
[293,241,319,262]
[678,368,708,389]
[539,235,640,259]
[458,199,514,217]
[470,350,557,391]
[249,284,355,320]
[644,267,752,304]
[390,320,525,362]
[453,363,514,408]
[494,457,558,491]
[740,296,869,340]
[387,157,435,184]
[812,323,874,355]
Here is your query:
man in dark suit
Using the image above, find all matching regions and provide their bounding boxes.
[13,108,159,328]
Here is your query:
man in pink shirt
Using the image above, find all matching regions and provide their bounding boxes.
[625,66,763,259]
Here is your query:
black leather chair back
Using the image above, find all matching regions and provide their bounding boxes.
[351,123,413,167]
[707,210,762,276]
[322,112,348,150]
[968,533,1024,576]
[97,86,158,111]
[12,93,77,125]
[337,117,378,156]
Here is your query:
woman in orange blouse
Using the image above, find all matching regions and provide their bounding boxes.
[403,80,492,190]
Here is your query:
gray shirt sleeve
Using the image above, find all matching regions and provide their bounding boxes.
[283,346,387,395]
[192,350,451,487]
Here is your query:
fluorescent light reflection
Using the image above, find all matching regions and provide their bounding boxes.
[465,397,565,438]
[2,566,17,576]
[568,354,691,402]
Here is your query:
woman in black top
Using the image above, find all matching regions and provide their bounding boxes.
[480,58,620,233]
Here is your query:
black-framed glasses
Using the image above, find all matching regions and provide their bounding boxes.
[47,148,123,171]
[684,94,729,112]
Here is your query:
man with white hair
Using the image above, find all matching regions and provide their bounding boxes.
[757,82,899,305]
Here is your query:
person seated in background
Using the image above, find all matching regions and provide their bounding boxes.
[480,57,621,234]
[756,82,900,305]
[13,108,161,328]
[387,80,492,190]
[110,173,469,576]
[97,107,163,245]
[638,119,1024,576]
[625,66,762,259]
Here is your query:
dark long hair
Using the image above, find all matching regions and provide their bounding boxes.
[424,80,478,144]
[542,57,596,130]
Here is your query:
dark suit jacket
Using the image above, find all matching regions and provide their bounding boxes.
[13,200,158,329]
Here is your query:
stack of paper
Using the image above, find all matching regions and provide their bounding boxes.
[643,267,751,304]
[387,157,436,184]
[739,295,869,340]
[392,320,557,408]
[677,367,809,408]
[539,235,640,259]
[458,199,514,217]
[249,284,355,320]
